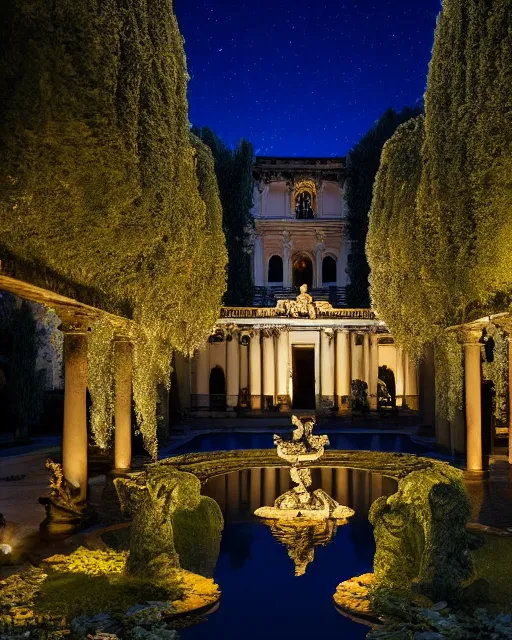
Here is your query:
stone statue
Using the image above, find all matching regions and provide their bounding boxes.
[39,459,88,538]
[115,465,223,582]
[369,464,473,601]
[255,415,354,522]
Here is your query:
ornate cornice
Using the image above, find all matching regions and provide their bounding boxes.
[220,286,376,321]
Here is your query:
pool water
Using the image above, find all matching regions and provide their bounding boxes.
[172,431,432,456]
[179,466,397,640]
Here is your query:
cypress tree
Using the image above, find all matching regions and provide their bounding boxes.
[0,1,227,455]
[345,106,422,307]
[193,127,255,306]
[368,0,512,352]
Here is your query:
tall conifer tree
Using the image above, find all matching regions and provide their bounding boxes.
[193,127,254,306]
[345,106,421,307]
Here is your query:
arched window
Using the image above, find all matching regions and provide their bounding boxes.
[268,255,283,283]
[322,256,337,284]
[293,254,313,288]
[295,191,314,219]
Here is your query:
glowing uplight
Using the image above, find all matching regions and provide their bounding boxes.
[0,543,12,555]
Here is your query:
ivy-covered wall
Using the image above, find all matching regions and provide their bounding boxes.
[0,1,227,456]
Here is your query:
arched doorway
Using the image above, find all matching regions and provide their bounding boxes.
[209,366,226,410]
[293,254,313,288]
[378,365,396,409]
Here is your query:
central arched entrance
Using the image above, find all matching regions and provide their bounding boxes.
[293,254,313,289]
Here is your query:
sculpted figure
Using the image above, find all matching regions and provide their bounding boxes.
[369,464,473,601]
[256,415,354,523]
[115,466,223,581]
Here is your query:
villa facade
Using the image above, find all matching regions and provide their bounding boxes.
[180,157,422,416]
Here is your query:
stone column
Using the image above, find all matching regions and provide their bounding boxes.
[395,346,405,408]
[336,329,351,412]
[196,346,210,409]
[253,232,264,287]
[282,231,292,288]
[62,327,88,500]
[276,329,290,410]
[226,331,240,409]
[314,237,325,288]
[262,331,276,409]
[462,332,483,472]
[405,353,419,410]
[250,330,262,410]
[351,333,364,381]
[363,333,370,385]
[239,339,249,403]
[114,339,132,471]
[320,330,335,409]
[369,334,379,410]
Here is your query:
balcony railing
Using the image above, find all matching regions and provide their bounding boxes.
[252,286,347,308]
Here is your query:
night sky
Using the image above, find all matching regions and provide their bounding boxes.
[174,0,441,157]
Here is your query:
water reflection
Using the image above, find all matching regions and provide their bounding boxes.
[181,467,397,640]
[203,466,397,524]
[202,467,397,572]
[268,519,340,576]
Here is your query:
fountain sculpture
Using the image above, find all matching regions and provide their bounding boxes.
[255,415,355,521]
[255,415,354,575]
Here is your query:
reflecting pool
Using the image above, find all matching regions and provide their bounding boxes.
[180,466,397,640]
[173,431,432,456]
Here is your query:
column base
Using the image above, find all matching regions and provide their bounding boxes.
[337,395,351,414]
[277,395,291,412]
[251,396,262,410]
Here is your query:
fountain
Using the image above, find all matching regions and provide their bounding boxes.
[255,415,355,521]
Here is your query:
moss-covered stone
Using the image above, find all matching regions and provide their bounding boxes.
[369,464,472,601]
[172,495,223,578]
[114,466,223,582]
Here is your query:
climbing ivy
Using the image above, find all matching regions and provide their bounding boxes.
[482,325,509,424]
[87,316,115,450]
[0,1,227,456]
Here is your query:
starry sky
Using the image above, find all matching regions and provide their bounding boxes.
[174,0,441,157]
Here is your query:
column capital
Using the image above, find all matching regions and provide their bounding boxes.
[456,328,482,346]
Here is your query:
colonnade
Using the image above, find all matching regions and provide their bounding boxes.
[61,324,133,500]
[194,326,419,413]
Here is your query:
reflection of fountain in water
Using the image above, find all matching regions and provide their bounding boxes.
[250,416,356,575]
[269,519,340,576]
